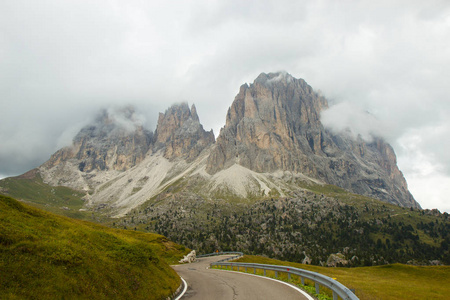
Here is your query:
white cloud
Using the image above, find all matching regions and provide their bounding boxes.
[1,0,449,212]
[406,175,450,212]
[321,102,385,142]
[397,130,450,212]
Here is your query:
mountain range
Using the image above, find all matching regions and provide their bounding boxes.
[5,72,447,266]
[17,72,418,217]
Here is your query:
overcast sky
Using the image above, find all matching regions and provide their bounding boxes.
[1,0,449,212]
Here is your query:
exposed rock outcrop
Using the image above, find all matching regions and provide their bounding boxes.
[154,103,215,161]
[206,72,328,174]
[179,250,196,263]
[206,72,419,208]
[326,253,349,267]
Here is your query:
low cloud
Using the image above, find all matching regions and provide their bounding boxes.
[320,102,386,142]
[1,0,449,211]
[104,106,147,133]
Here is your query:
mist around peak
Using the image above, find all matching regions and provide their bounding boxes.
[254,71,294,86]
[320,101,387,143]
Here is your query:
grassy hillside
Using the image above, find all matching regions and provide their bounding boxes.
[235,255,450,300]
[0,195,189,299]
[0,170,91,220]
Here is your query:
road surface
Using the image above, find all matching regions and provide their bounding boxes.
[172,255,311,300]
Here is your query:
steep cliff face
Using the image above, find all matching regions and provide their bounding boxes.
[154,103,215,161]
[206,72,328,175]
[206,72,419,208]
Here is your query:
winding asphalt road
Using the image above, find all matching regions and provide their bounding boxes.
[172,255,311,300]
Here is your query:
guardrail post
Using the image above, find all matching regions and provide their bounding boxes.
[264,269,266,276]
[333,291,338,300]
[315,282,320,294]
[288,272,291,281]
[245,267,247,272]
[275,271,278,278]
[301,277,305,285]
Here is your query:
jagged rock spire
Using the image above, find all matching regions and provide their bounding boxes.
[154,102,214,161]
[190,104,199,122]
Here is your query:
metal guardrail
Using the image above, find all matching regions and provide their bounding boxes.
[205,253,358,300]
[197,251,243,259]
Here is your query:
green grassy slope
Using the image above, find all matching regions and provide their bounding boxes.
[0,195,188,299]
[0,170,89,220]
[236,255,450,300]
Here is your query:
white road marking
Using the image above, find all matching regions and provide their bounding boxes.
[212,268,315,300]
[174,276,188,300]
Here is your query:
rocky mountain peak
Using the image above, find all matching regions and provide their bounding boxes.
[207,72,419,208]
[208,72,329,174]
[32,72,418,211]
[43,106,153,173]
[223,72,328,130]
[154,102,215,161]
[254,71,294,85]
[155,103,191,145]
